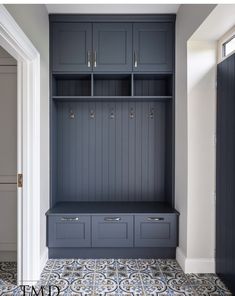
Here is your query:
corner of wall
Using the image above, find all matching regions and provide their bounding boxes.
[176,247,215,273]
[40,247,48,273]
[176,246,186,271]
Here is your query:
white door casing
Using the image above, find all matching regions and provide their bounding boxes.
[0,5,41,284]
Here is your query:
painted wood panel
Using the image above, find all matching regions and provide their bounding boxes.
[93,23,132,71]
[92,215,133,247]
[135,214,177,247]
[47,215,91,247]
[133,23,173,72]
[0,66,17,183]
[52,23,92,72]
[216,53,235,293]
[0,184,17,251]
[56,101,168,202]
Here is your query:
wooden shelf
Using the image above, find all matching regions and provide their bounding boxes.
[52,95,172,102]
[46,201,179,215]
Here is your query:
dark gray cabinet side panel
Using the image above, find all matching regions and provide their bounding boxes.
[135,214,177,247]
[133,23,173,72]
[52,23,92,72]
[57,102,167,202]
[93,23,132,71]
[216,54,235,294]
[92,215,133,247]
[47,215,91,247]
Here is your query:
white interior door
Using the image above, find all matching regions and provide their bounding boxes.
[0,47,17,263]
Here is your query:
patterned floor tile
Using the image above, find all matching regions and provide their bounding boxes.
[0,260,232,295]
[186,273,232,295]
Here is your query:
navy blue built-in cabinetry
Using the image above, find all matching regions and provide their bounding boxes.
[47,14,178,259]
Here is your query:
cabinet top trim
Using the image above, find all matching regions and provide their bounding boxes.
[49,14,176,23]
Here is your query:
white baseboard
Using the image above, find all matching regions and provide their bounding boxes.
[0,251,17,261]
[176,247,215,273]
[40,248,48,273]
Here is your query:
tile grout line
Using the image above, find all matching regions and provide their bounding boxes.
[115,259,119,294]
[136,259,147,296]
[93,259,97,296]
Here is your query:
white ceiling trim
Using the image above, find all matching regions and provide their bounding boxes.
[46,4,180,14]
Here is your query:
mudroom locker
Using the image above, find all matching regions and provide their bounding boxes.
[46,14,179,258]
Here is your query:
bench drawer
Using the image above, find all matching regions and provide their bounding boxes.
[135,214,177,247]
[92,215,133,247]
[47,215,91,247]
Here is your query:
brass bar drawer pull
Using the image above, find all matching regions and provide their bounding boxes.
[147,217,164,221]
[61,217,79,221]
[104,217,121,222]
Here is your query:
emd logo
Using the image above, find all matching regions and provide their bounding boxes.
[19,285,60,295]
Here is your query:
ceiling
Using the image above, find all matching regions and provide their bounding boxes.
[191,4,235,41]
[46,4,180,14]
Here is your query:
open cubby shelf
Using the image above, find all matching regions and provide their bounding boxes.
[53,74,91,96]
[134,74,172,97]
[52,73,173,100]
[94,74,131,96]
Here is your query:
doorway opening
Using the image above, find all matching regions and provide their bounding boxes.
[0,5,41,284]
[0,46,17,285]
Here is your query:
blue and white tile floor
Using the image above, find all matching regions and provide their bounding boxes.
[0,259,232,295]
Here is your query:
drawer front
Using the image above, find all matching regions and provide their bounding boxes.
[92,215,133,247]
[47,215,91,247]
[135,214,177,247]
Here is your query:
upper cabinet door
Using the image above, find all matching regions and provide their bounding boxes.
[133,23,173,72]
[93,23,132,72]
[52,23,92,72]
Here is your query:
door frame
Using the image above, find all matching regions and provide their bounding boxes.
[0,5,41,284]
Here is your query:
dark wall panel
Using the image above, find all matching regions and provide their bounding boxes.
[216,53,235,293]
[56,101,168,202]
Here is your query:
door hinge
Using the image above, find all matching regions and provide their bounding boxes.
[17,173,23,188]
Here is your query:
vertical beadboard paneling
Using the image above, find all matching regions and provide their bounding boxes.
[108,103,116,199]
[122,102,129,200]
[102,103,109,201]
[148,102,156,200]
[57,101,167,202]
[82,103,89,200]
[88,102,96,200]
[141,102,149,200]
[128,102,136,200]
[216,53,235,293]
[135,102,142,201]
[115,103,122,201]
[95,102,102,201]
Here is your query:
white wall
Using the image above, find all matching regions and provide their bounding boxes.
[186,40,217,272]
[5,4,49,264]
[175,4,216,272]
